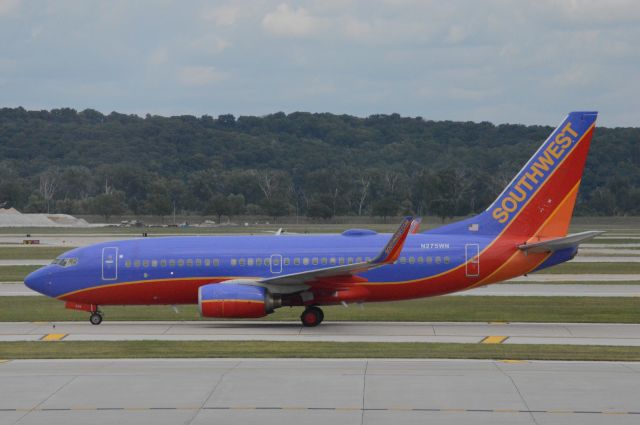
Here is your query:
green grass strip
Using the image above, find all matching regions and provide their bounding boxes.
[0,247,72,260]
[1,341,639,361]
[535,262,640,274]
[2,296,639,323]
[0,266,39,282]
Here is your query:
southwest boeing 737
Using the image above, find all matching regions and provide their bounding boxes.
[25,111,601,327]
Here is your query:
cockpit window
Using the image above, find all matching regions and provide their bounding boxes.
[51,257,79,267]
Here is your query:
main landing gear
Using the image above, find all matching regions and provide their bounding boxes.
[300,306,324,327]
[89,311,103,325]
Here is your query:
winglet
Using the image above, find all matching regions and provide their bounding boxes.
[372,216,413,264]
[409,217,422,234]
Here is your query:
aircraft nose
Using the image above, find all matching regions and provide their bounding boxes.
[24,267,51,296]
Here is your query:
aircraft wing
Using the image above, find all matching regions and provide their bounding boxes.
[518,231,604,254]
[260,216,414,287]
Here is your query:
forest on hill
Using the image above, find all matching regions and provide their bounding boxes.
[0,107,638,220]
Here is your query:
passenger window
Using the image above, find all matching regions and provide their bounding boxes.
[347,257,354,264]
[330,257,336,265]
[125,260,131,268]
[339,257,345,265]
[213,259,219,267]
[435,256,442,264]
[409,257,415,264]
[284,258,290,266]
[247,258,254,266]
[426,257,433,264]
[178,259,184,267]
[169,259,176,267]
[196,259,202,267]
[151,260,158,267]
[143,260,149,268]
[312,257,318,265]
[230,259,237,266]
[186,259,193,267]
[264,258,270,266]
[417,256,424,264]
[356,257,362,263]
[400,257,407,264]
[321,257,327,265]
[303,257,309,265]
[161,259,167,267]
[204,259,210,266]
[134,260,141,267]
[239,258,246,266]
[444,256,450,264]
[294,258,300,265]
[256,258,262,266]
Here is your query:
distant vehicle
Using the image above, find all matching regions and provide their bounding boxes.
[25,112,601,327]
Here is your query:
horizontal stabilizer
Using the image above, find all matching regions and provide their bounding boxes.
[518,231,604,253]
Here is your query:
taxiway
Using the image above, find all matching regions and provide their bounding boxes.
[0,358,638,425]
[1,321,640,346]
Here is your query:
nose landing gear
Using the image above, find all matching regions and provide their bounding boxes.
[300,306,324,327]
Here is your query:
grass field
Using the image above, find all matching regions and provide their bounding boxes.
[508,280,640,285]
[1,340,639,361]
[0,266,38,282]
[2,295,639,323]
[535,262,640,274]
[0,247,70,260]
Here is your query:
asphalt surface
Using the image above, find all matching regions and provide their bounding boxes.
[2,321,640,346]
[0,358,638,425]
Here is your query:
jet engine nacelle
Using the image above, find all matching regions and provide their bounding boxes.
[198,282,281,318]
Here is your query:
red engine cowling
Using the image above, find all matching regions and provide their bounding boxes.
[198,283,280,318]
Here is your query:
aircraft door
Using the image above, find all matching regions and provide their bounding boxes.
[102,247,118,280]
[270,254,282,274]
[465,244,480,277]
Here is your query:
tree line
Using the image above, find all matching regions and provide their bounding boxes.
[0,107,638,221]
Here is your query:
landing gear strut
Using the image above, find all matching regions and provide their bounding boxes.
[89,311,103,325]
[300,306,324,327]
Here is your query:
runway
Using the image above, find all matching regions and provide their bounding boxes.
[2,321,640,346]
[0,358,638,425]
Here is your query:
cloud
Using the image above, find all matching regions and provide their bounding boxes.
[177,66,228,86]
[188,35,230,56]
[148,47,169,66]
[262,3,325,37]
[1,0,639,126]
[0,0,20,16]
[202,5,238,27]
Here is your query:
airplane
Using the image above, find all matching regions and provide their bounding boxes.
[25,111,601,327]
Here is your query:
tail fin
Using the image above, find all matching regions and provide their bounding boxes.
[436,111,597,239]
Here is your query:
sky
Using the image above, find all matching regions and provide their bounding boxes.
[0,0,639,127]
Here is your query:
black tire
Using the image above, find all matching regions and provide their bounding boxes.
[300,306,323,327]
[90,312,103,325]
